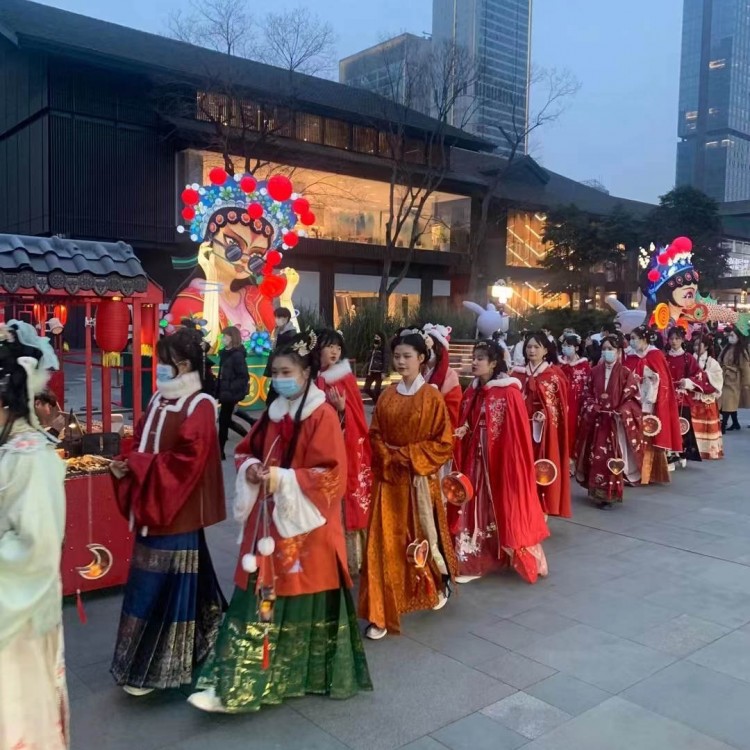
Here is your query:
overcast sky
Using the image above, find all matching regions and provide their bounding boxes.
[35,0,684,205]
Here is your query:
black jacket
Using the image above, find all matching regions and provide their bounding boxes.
[217,347,249,403]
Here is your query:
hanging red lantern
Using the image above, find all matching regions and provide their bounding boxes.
[53,304,68,326]
[140,304,157,356]
[33,303,47,327]
[95,298,130,367]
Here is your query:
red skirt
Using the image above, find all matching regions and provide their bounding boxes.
[691,400,724,460]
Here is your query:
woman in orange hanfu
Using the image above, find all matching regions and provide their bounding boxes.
[513,332,571,519]
[451,341,549,584]
[359,328,458,640]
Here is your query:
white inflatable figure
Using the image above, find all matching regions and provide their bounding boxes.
[605,295,647,335]
[463,301,510,339]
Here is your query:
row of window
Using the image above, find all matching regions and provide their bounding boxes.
[195,92,447,166]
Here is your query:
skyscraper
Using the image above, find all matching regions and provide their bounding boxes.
[432,0,532,155]
[677,0,750,202]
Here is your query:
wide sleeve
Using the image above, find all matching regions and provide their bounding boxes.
[704,358,724,396]
[441,369,463,428]
[641,364,659,414]
[267,405,346,536]
[119,398,219,529]
[402,391,454,476]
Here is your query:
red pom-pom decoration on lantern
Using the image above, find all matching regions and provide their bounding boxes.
[657,253,669,265]
[181,206,196,221]
[648,269,661,283]
[671,236,692,252]
[209,167,228,185]
[292,198,310,215]
[248,203,264,220]
[283,231,299,248]
[181,188,199,206]
[301,211,316,226]
[240,176,257,194]
[266,249,282,266]
[260,275,288,299]
[267,175,293,202]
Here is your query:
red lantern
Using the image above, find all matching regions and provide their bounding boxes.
[140,304,157,356]
[267,175,293,202]
[647,269,660,283]
[240,175,257,194]
[209,167,228,185]
[259,275,287,299]
[53,304,68,326]
[301,211,316,226]
[283,232,299,248]
[95,299,130,367]
[248,203,264,220]
[181,188,199,206]
[32,303,47,326]
[292,197,309,215]
[266,250,282,266]
[181,206,195,221]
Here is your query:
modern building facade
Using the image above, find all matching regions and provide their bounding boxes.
[0,0,649,326]
[432,0,532,154]
[677,0,750,202]
[339,34,432,115]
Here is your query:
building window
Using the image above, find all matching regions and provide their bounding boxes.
[506,211,550,268]
[685,110,698,120]
[323,119,350,149]
[709,59,726,69]
[296,114,323,143]
[404,137,426,164]
[353,125,378,155]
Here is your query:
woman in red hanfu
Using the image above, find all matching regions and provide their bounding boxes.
[665,326,703,465]
[314,329,373,574]
[628,326,682,484]
[452,341,549,584]
[513,332,571,519]
[689,333,724,460]
[575,334,643,508]
[560,332,591,459]
[422,323,462,428]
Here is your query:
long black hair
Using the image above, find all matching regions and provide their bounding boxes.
[719,327,750,367]
[630,325,660,349]
[250,331,320,468]
[157,326,207,381]
[473,340,508,381]
[391,328,429,361]
[524,331,559,365]
[314,328,347,361]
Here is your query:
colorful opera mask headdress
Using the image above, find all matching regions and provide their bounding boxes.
[644,236,699,303]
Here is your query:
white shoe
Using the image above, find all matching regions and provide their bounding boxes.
[365,624,388,640]
[668,463,676,472]
[455,575,481,584]
[680,458,687,469]
[187,688,229,713]
[122,685,154,697]
[432,592,449,611]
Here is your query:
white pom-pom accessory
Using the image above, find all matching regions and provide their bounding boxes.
[257,536,276,556]
[241,554,258,573]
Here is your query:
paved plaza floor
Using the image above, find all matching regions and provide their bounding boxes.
[60,364,750,748]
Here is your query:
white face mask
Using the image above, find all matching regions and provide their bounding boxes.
[728,334,739,345]
[562,345,576,358]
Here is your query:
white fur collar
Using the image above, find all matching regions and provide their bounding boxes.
[565,358,588,368]
[668,348,686,357]
[472,376,522,390]
[397,374,425,396]
[156,371,202,400]
[268,382,326,422]
[319,359,352,384]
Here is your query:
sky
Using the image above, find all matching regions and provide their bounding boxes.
[35,0,684,205]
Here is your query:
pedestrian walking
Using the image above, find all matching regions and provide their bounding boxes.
[718,327,750,432]
[217,326,249,460]
[364,331,387,404]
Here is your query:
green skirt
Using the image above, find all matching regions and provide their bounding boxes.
[196,583,372,712]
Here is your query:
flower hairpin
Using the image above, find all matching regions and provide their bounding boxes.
[292,340,310,357]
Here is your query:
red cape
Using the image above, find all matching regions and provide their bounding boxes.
[562,359,591,455]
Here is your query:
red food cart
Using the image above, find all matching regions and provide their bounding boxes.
[0,234,163,596]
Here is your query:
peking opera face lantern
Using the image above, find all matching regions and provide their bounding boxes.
[167,168,313,348]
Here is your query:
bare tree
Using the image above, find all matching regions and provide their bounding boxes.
[374,38,480,310]
[467,66,580,296]
[168,0,250,56]
[258,9,337,78]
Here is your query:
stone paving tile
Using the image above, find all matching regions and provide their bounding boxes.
[509,606,579,636]
[293,635,516,750]
[431,713,527,750]
[522,696,735,750]
[688,630,750,683]
[631,613,730,657]
[399,738,450,750]
[525,673,611,717]
[470,618,546,651]
[624,660,750,750]
[517,623,675,693]
[481,692,571,739]
[474,649,557,690]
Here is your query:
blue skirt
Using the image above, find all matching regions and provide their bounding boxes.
[111,530,227,689]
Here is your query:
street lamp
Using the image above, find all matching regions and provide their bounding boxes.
[491,279,513,305]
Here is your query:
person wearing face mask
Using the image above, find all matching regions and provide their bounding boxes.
[313,329,373,575]
[364,331,387,404]
[451,341,549,583]
[422,323,462,428]
[216,326,250,460]
[109,327,226,697]
[690,334,724,458]
[575,334,643,508]
[718,327,750,432]
[360,328,458,640]
[560,333,591,461]
[263,308,298,404]
[189,331,372,713]
[627,326,682,485]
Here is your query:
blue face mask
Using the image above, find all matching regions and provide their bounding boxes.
[156,363,176,382]
[602,350,617,364]
[562,345,576,358]
[273,377,303,399]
